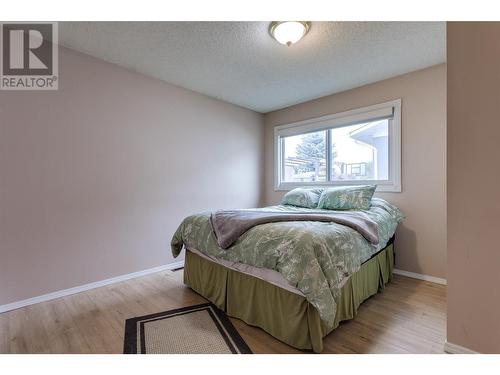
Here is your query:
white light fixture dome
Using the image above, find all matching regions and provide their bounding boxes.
[269,21,311,46]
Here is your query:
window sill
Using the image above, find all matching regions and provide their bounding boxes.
[274,182,401,193]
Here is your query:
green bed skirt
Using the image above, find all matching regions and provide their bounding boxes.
[184,243,394,353]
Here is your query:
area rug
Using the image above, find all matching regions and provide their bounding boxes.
[123,302,252,354]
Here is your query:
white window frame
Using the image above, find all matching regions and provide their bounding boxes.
[274,99,402,192]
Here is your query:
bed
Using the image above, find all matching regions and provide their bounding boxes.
[171,196,403,353]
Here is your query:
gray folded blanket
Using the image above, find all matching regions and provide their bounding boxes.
[210,209,379,249]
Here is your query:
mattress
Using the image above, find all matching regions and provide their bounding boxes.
[187,248,305,296]
[187,235,394,298]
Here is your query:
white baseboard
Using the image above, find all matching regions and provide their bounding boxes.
[444,340,479,354]
[0,260,185,314]
[393,268,447,285]
[0,263,445,313]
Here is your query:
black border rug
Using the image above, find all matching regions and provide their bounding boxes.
[123,302,252,354]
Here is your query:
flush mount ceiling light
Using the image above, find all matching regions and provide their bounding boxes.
[269,21,311,46]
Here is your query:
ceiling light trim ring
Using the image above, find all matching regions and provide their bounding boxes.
[269,21,311,46]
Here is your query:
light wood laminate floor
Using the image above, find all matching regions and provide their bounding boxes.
[0,270,446,354]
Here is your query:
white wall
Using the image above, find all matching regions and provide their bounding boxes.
[264,65,447,279]
[0,47,264,306]
[447,22,500,354]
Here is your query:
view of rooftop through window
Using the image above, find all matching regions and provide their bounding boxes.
[282,120,389,183]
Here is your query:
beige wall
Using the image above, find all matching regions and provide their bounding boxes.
[0,47,264,306]
[264,64,447,278]
[447,22,500,353]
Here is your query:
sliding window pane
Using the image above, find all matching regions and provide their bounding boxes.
[282,130,327,182]
[330,120,389,181]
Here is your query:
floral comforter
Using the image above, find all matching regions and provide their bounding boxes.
[171,197,404,329]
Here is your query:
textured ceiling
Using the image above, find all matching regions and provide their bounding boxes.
[59,22,445,113]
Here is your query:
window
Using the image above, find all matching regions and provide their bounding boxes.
[274,99,401,192]
[282,130,327,183]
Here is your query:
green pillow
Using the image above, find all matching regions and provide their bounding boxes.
[281,187,323,209]
[317,185,376,210]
